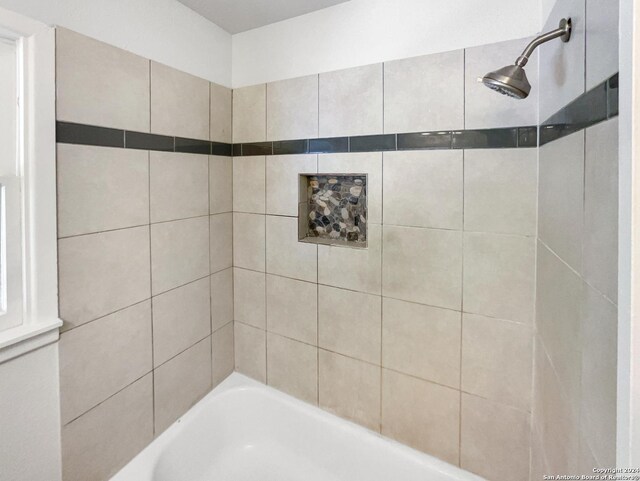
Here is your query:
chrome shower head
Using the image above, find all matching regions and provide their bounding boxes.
[482,64,531,99]
[482,18,572,100]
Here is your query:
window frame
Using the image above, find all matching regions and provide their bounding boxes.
[0,9,61,363]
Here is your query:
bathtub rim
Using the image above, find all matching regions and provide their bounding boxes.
[111,372,486,481]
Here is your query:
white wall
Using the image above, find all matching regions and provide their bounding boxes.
[232,0,541,87]
[0,0,232,86]
[540,0,559,28]
[0,344,62,481]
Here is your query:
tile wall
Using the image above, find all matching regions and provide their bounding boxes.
[532,0,619,477]
[55,28,234,481]
[52,4,619,479]
[231,37,539,479]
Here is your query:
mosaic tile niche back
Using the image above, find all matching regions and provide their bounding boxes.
[299,174,368,248]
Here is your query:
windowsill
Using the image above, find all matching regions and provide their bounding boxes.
[0,319,62,364]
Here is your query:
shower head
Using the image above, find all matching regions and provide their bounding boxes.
[482,18,572,99]
[482,64,531,99]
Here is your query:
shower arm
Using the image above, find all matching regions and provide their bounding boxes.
[515,18,572,68]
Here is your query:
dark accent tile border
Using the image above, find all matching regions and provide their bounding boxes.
[125,131,173,151]
[57,121,232,156]
[242,142,273,156]
[452,128,518,149]
[58,72,618,156]
[350,134,396,152]
[212,141,233,157]
[398,131,452,150]
[273,139,308,155]
[309,137,349,154]
[175,137,211,155]
[608,73,619,118]
[518,127,538,148]
[540,72,619,146]
[57,122,124,148]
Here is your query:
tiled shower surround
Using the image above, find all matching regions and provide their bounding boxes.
[55,28,233,481]
[231,43,540,478]
[54,2,618,479]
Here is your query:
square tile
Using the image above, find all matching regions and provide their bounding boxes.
[539,130,585,272]
[233,84,266,143]
[536,242,582,408]
[152,278,211,367]
[318,223,382,295]
[150,61,210,139]
[462,313,533,411]
[267,75,319,140]
[212,321,234,386]
[382,298,461,388]
[233,156,266,214]
[461,393,531,481]
[233,213,266,272]
[210,213,233,273]
[210,82,232,143]
[318,286,381,364]
[154,337,212,433]
[383,226,462,310]
[266,154,317,216]
[59,301,152,425]
[465,37,538,129]
[584,118,618,301]
[319,64,383,137]
[538,0,586,121]
[57,144,149,238]
[209,155,233,214]
[463,232,535,324]
[381,369,459,464]
[383,150,463,229]
[61,375,153,481]
[319,350,381,431]
[234,268,266,329]
[234,321,266,382]
[266,215,317,282]
[318,152,382,224]
[150,152,209,223]
[266,275,317,345]
[384,50,464,133]
[464,148,537,236]
[580,284,617,466]
[150,216,210,295]
[56,28,150,131]
[267,333,318,404]
[211,268,233,331]
[58,226,151,330]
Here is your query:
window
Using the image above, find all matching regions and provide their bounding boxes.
[0,12,60,362]
[0,37,22,332]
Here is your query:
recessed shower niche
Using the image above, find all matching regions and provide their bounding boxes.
[298,173,368,248]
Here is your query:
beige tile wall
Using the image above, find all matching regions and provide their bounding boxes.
[533,119,619,475]
[532,2,619,473]
[55,28,234,481]
[231,39,538,480]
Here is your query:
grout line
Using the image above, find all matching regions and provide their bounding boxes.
[233,265,536,326]
[458,147,466,466]
[63,371,153,427]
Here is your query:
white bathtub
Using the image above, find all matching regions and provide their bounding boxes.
[112,373,485,481]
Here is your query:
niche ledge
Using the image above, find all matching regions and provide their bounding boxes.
[298,173,368,248]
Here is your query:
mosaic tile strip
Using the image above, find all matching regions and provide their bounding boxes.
[300,174,367,247]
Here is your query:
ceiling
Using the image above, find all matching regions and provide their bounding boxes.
[177,0,352,34]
